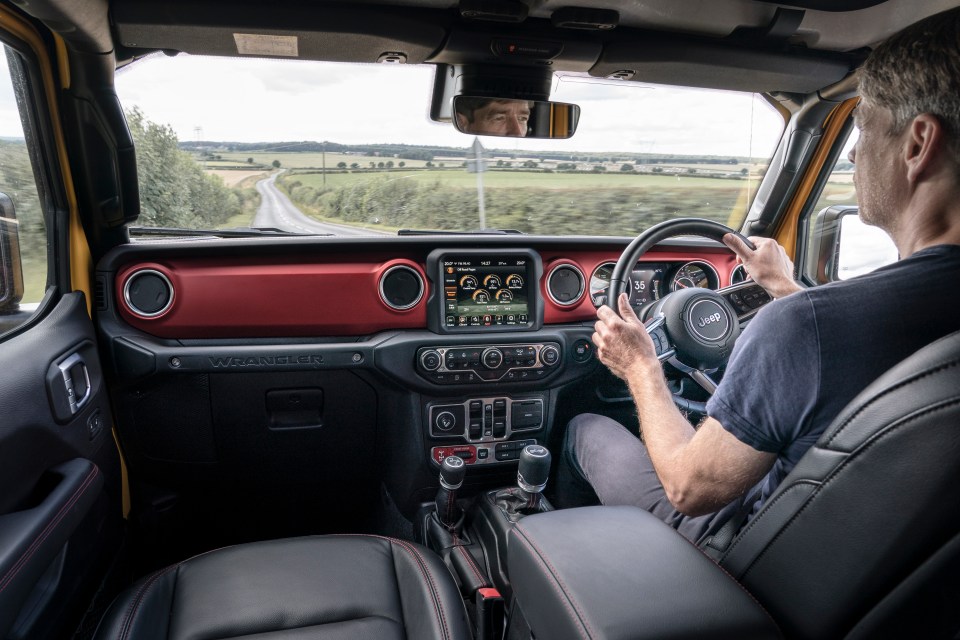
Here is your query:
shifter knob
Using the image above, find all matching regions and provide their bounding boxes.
[517,445,551,494]
[439,455,466,490]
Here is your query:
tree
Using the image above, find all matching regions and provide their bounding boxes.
[124,107,241,229]
[522,160,538,169]
[385,160,394,169]
[377,162,385,169]
[337,161,347,169]
[425,161,434,167]
[652,166,663,173]
[350,162,359,169]
[740,167,749,175]
[272,160,281,168]
[687,168,697,174]
[398,161,405,168]
[592,164,606,172]
[620,163,634,172]
[246,157,254,164]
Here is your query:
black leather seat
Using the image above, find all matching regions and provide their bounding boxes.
[94,535,471,640]
[508,329,960,639]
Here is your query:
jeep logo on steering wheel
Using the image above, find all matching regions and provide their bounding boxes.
[697,312,722,328]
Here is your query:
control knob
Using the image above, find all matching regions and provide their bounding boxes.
[420,349,442,371]
[540,344,560,366]
[481,347,504,369]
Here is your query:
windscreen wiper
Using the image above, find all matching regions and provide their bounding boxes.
[398,228,524,235]
[127,226,332,238]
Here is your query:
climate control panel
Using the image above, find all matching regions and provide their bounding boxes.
[417,343,561,384]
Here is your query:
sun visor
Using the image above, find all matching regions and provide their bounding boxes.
[112,0,447,63]
[591,34,853,94]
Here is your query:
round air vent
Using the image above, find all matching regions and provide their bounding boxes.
[123,269,174,318]
[547,264,585,306]
[379,265,424,310]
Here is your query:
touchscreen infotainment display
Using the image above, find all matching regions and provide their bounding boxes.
[442,256,531,329]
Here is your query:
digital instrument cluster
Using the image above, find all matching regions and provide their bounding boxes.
[589,261,720,311]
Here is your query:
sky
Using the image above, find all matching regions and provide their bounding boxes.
[0,51,783,157]
[109,54,785,158]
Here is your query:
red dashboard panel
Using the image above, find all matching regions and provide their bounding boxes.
[539,249,739,325]
[115,247,738,339]
[116,256,429,338]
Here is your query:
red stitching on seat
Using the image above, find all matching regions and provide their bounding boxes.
[117,564,179,640]
[392,538,452,640]
[513,525,597,639]
[329,534,453,640]
[0,465,99,595]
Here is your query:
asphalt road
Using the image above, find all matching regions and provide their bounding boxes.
[252,172,388,237]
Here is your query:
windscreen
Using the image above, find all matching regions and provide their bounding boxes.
[115,55,785,237]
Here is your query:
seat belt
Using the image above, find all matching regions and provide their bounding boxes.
[700,487,761,561]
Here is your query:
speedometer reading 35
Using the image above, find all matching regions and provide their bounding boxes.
[590,263,663,309]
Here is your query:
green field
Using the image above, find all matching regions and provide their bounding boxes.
[217,151,430,169]
[287,169,752,191]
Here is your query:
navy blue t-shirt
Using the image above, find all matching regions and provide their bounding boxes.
[707,244,960,512]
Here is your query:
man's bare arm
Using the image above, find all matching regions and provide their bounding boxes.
[594,294,775,516]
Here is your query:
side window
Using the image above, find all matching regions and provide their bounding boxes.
[0,44,48,332]
[803,125,898,283]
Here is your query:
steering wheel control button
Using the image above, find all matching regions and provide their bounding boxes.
[688,299,731,343]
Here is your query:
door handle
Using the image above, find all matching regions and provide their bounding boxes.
[57,352,91,415]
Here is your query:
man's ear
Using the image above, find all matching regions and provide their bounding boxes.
[455,113,469,129]
[904,113,946,184]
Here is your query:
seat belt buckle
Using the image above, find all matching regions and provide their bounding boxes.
[475,587,505,640]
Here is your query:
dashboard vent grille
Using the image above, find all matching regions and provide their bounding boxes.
[380,265,424,310]
[124,269,174,318]
[546,264,585,306]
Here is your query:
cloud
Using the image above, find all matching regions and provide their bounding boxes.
[114,54,784,156]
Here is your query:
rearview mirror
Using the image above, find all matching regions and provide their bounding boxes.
[452,96,579,139]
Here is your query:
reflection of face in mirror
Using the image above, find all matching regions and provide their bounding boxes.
[455,98,532,137]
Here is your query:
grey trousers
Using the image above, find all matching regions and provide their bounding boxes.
[555,413,744,544]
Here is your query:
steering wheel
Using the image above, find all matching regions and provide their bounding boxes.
[608,218,763,408]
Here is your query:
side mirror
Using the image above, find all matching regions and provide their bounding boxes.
[0,192,24,312]
[806,205,898,284]
[452,96,579,139]
[836,214,898,280]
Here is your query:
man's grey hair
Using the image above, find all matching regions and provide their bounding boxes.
[858,6,960,165]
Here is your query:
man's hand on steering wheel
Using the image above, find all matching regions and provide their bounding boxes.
[594,293,661,382]
[722,233,804,299]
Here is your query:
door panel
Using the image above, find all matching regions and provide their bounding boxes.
[0,292,122,639]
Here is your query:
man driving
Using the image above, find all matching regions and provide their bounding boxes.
[556,6,960,544]
[455,97,531,137]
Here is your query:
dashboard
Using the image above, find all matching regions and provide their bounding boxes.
[110,239,741,339]
[98,235,751,505]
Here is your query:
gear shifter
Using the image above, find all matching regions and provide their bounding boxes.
[435,455,466,529]
[495,444,552,519]
[517,444,551,498]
